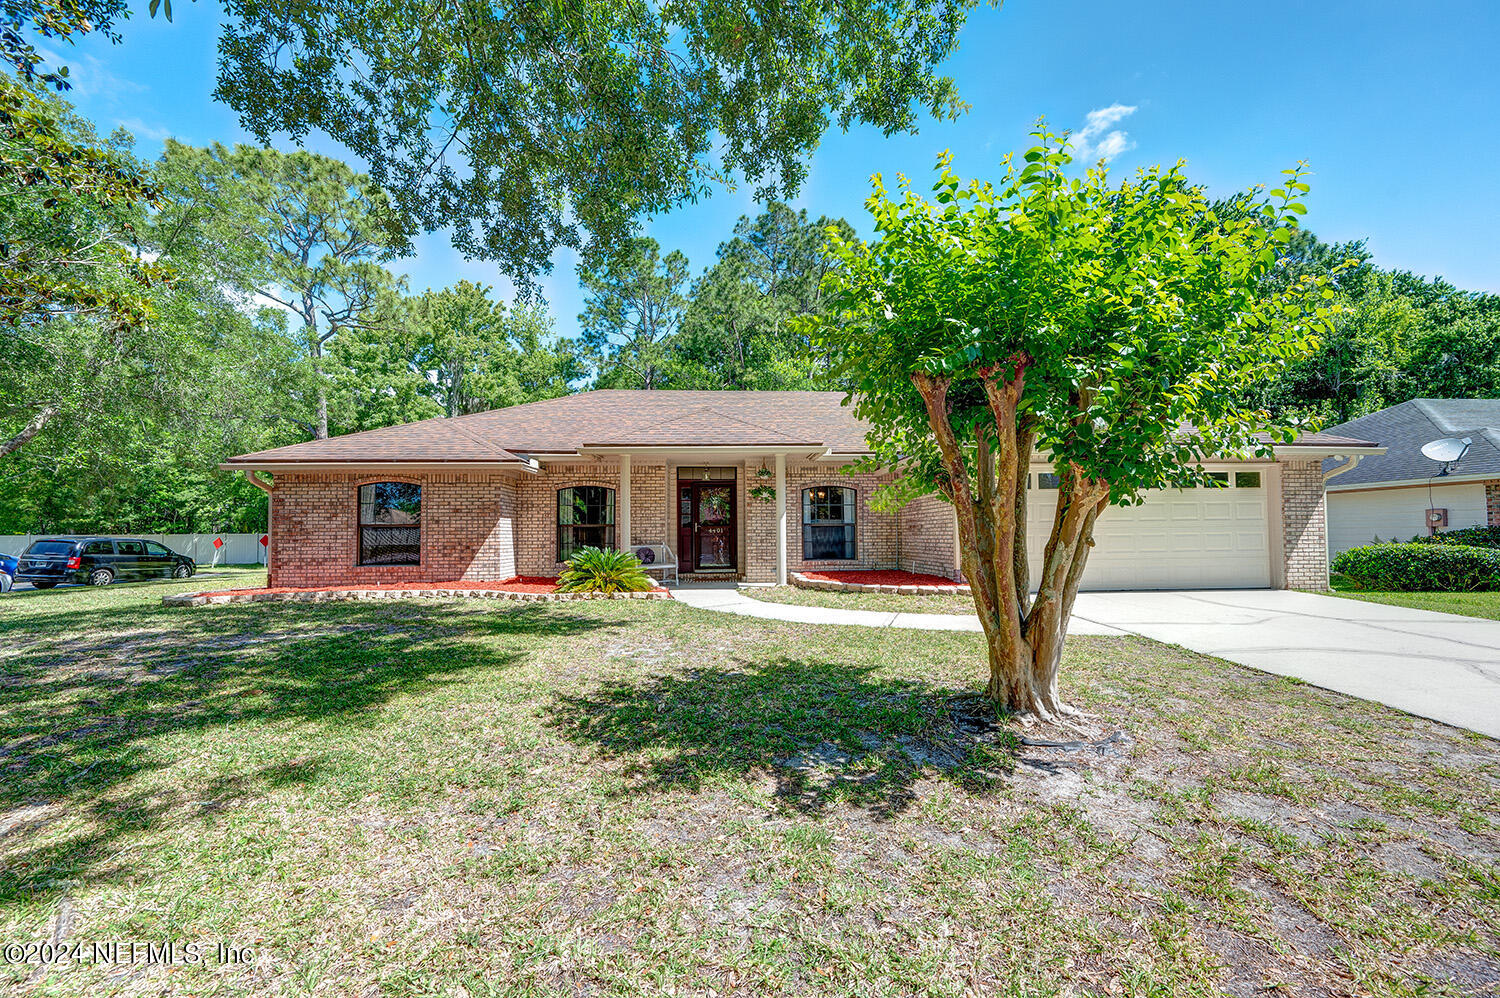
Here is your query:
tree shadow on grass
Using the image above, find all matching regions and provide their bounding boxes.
[547,657,1018,819]
[0,601,617,905]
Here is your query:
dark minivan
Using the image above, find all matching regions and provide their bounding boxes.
[15,537,196,589]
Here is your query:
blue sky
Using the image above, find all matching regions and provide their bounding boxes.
[47,0,1500,339]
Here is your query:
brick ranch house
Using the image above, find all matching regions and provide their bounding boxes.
[222,390,1381,591]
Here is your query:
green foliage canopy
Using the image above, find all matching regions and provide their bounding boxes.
[814,136,1340,510]
[211,0,978,281]
[674,202,854,389]
[805,129,1342,716]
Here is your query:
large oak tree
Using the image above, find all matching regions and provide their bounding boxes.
[210,0,980,281]
[807,131,1341,720]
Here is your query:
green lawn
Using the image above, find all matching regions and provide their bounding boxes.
[1,571,1496,996]
[1329,577,1500,621]
[743,584,978,615]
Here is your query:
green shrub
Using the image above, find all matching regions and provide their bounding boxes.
[1412,525,1500,549]
[1331,543,1500,592]
[556,547,656,593]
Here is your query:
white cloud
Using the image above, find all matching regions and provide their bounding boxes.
[1071,103,1137,163]
[114,117,173,144]
[36,47,145,104]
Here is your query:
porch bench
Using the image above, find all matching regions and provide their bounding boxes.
[630,543,678,586]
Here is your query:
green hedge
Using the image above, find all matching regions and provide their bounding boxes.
[1332,543,1500,592]
[1412,525,1500,549]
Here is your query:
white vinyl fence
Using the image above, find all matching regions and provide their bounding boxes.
[0,533,267,566]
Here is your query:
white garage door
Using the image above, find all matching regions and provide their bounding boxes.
[1025,468,1272,591]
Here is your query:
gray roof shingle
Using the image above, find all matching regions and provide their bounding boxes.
[1322,399,1500,486]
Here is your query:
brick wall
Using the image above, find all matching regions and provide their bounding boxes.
[1488,481,1500,527]
[1280,459,1329,590]
[269,471,518,588]
[513,461,669,576]
[742,462,899,583]
[897,492,961,580]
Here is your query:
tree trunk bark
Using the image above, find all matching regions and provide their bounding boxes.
[1023,466,1110,717]
[0,404,59,458]
[913,369,1111,722]
[316,389,329,440]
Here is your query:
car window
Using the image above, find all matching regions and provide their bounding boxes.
[82,540,114,555]
[144,542,172,556]
[115,540,145,556]
[25,540,76,556]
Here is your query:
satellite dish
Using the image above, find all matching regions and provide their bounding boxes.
[1421,436,1472,475]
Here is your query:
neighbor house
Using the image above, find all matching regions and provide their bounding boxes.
[1322,399,1500,555]
[222,390,1379,591]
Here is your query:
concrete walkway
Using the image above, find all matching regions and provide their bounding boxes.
[669,584,1129,634]
[671,585,1500,738]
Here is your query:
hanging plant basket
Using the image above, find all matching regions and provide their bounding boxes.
[754,465,774,480]
[749,483,777,504]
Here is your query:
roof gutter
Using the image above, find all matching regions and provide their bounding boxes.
[242,469,274,493]
[219,460,539,474]
[1323,453,1364,484]
[1327,468,1500,492]
[1273,443,1387,460]
[577,444,824,455]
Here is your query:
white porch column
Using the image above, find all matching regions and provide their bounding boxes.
[775,452,788,585]
[619,453,631,551]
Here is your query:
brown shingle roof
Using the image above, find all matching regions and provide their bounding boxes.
[582,407,824,448]
[222,389,1379,467]
[222,416,531,466]
[223,391,870,466]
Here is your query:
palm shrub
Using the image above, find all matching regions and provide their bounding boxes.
[1332,543,1500,592]
[556,547,656,593]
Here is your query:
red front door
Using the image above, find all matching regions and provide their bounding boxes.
[691,482,736,571]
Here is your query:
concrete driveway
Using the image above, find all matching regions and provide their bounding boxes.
[1071,590,1500,739]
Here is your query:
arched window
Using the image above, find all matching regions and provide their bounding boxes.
[802,486,856,560]
[359,482,421,565]
[557,486,615,561]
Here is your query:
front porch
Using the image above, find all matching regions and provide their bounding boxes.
[517,449,914,585]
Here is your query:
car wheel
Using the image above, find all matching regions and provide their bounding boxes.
[173,564,193,579]
[32,581,57,590]
[87,568,114,587]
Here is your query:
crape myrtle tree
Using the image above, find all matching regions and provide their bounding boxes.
[807,130,1341,720]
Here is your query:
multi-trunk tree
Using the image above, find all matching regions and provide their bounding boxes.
[808,131,1341,720]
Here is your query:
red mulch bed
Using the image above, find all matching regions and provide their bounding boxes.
[798,570,961,587]
[193,576,629,597]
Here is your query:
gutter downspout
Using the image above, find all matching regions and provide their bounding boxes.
[243,470,274,578]
[1323,454,1364,483]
